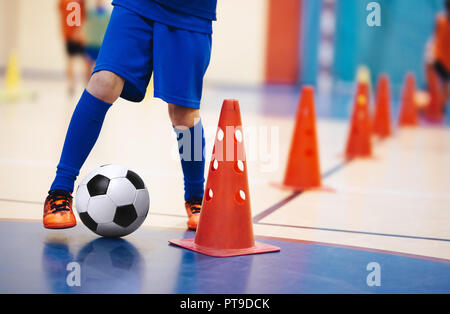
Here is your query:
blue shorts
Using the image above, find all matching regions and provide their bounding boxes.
[93,5,212,108]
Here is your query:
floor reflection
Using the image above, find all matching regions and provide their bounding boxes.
[43,237,145,293]
[171,248,255,294]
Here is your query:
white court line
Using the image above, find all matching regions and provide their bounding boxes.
[0,158,55,168]
[332,185,450,200]
[0,157,184,178]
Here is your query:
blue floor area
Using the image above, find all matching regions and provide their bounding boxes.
[0,221,449,293]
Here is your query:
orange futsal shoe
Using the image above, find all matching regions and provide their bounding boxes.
[185,197,202,231]
[43,191,77,229]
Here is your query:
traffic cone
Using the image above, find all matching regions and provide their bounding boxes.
[345,82,373,160]
[272,86,325,192]
[356,65,372,95]
[356,65,373,119]
[169,99,280,257]
[398,73,419,127]
[425,66,444,123]
[373,75,392,138]
[5,51,21,92]
[0,51,34,103]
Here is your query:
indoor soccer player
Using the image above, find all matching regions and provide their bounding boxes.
[59,0,91,95]
[84,0,110,73]
[44,0,217,231]
[431,0,450,110]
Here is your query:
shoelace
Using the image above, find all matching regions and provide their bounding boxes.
[190,204,201,214]
[187,197,202,214]
[49,195,71,213]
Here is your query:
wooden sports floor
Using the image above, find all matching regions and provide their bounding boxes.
[0,79,449,293]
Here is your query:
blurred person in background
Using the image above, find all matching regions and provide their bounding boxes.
[427,0,450,112]
[59,0,90,95]
[84,0,111,73]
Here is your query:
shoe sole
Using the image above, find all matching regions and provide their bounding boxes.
[44,223,77,229]
[187,218,199,231]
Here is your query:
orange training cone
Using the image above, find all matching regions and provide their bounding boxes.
[425,66,444,123]
[0,51,35,103]
[273,86,324,191]
[398,73,419,127]
[345,82,373,159]
[373,75,392,138]
[170,99,280,257]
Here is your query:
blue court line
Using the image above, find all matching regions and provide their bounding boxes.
[321,161,349,179]
[253,161,348,223]
[256,222,450,243]
[252,192,302,223]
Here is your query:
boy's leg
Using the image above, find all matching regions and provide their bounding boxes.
[51,71,124,193]
[444,82,449,113]
[44,71,124,229]
[433,61,450,113]
[66,56,75,95]
[444,81,449,102]
[153,22,212,230]
[169,103,205,199]
[45,5,155,229]
[169,103,206,230]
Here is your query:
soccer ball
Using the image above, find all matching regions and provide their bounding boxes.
[75,164,150,237]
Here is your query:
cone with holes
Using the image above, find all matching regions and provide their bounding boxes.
[169,99,280,257]
[272,86,327,192]
[398,73,419,127]
[373,75,392,138]
[425,66,444,123]
[345,82,373,160]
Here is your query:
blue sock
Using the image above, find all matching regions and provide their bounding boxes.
[174,120,206,201]
[50,90,112,193]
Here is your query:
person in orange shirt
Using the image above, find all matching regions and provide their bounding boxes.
[432,0,450,110]
[59,0,90,95]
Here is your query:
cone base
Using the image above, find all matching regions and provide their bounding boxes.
[169,238,280,258]
[270,181,334,193]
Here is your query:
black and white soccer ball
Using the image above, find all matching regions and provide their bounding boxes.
[75,165,150,238]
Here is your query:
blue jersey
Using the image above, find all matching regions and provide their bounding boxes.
[112,0,216,34]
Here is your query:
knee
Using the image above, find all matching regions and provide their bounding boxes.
[169,103,200,128]
[87,71,125,104]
